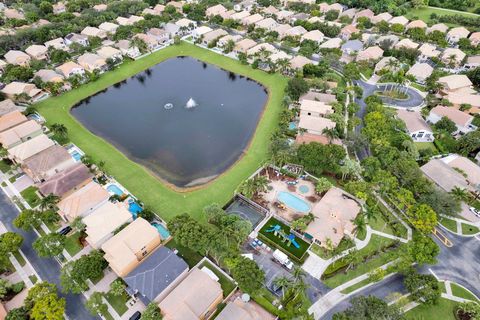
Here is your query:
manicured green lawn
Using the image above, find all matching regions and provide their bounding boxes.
[310,237,355,260]
[198,260,236,296]
[105,291,129,316]
[34,42,287,223]
[12,251,26,267]
[64,232,83,257]
[165,239,203,268]
[451,283,479,302]
[258,217,310,260]
[29,275,38,284]
[20,186,40,208]
[461,223,479,235]
[439,217,458,233]
[406,6,479,26]
[404,297,457,320]
[415,142,438,154]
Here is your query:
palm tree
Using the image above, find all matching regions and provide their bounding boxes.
[353,215,366,237]
[276,58,291,75]
[447,54,457,68]
[450,186,469,202]
[273,276,292,297]
[223,39,235,53]
[51,123,68,138]
[238,179,256,198]
[253,176,269,194]
[322,127,339,143]
[39,194,60,211]
[292,265,305,282]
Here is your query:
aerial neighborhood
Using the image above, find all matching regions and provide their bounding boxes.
[0,0,479,319]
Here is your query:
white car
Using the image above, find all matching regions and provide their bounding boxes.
[469,207,480,218]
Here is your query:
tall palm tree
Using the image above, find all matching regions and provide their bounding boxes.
[450,186,469,202]
[39,194,60,211]
[273,276,292,297]
[51,123,68,138]
[276,58,291,75]
[253,176,269,194]
[322,128,339,143]
[353,215,366,237]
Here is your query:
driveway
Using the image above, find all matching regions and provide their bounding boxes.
[0,190,96,320]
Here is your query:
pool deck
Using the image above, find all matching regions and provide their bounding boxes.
[260,179,318,222]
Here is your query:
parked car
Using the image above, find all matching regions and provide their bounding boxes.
[129,311,141,320]
[469,207,480,218]
[58,226,72,235]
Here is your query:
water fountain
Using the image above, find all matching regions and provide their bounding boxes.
[185,97,197,109]
[164,103,173,110]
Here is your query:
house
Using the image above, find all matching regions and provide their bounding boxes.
[77,53,107,72]
[25,45,48,60]
[134,33,160,51]
[372,12,392,24]
[217,35,242,48]
[102,218,161,277]
[469,32,480,47]
[356,46,383,61]
[329,3,344,13]
[38,162,93,197]
[220,9,236,20]
[206,4,227,17]
[289,12,309,24]
[192,26,213,40]
[99,22,119,35]
[299,99,333,117]
[1,82,46,102]
[44,38,67,51]
[96,46,123,62]
[128,15,144,25]
[374,56,399,73]
[34,69,64,83]
[159,267,223,320]
[234,0,256,11]
[389,15,409,26]
[152,4,166,15]
[407,63,433,84]
[340,24,359,40]
[275,10,294,22]
[81,26,107,39]
[438,74,473,94]
[0,120,42,149]
[0,100,21,117]
[427,105,475,134]
[115,40,141,59]
[340,8,357,19]
[242,14,264,26]
[147,28,170,43]
[298,114,335,135]
[83,201,133,249]
[202,29,228,46]
[4,50,31,66]
[262,5,279,15]
[355,8,374,20]
[394,38,419,50]
[442,154,480,189]
[57,181,110,222]
[93,4,107,11]
[269,51,292,64]
[234,39,257,54]
[175,18,197,31]
[116,17,131,26]
[301,30,324,44]
[0,111,28,133]
[447,26,470,44]
[441,48,466,66]
[300,91,337,104]
[123,246,189,304]
[246,43,278,57]
[55,61,85,78]
[164,23,180,37]
[167,1,184,12]
[396,110,433,142]
[305,187,361,247]
[22,145,76,182]
[273,24,293,39]
[421,158,476,192]
[230,11,250,22]
[375,34,399,47]
[255,18,278,31]
[319,38,342,49]
[341,40,363,55]
[289,55,314,70]
[65,33,89,47]
[418,43,440,61]
[465,55,480,70]
[4,8,25,20]
[428,23,448,34]
[406,19,427,30]
[445,92,480,113]
[8,134,54,164]
[52,2,66,14]
[216,296,276,320]
[285,26,307,37]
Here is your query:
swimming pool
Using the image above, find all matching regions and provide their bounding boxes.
[289,122,297,130]
[128,200,143,215]
[71,151,82,162]
[152,223,171,239]
[107,184,124,196]
[278,191,310,213]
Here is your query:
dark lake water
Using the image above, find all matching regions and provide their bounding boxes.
[71,57,268,188]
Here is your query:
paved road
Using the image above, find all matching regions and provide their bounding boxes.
[321,273,407,319]
[0,191,96,320]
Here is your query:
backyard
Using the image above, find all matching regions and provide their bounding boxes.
[34,42,287,223]
[197,259,236,296]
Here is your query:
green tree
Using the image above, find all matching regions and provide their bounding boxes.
[406,204,437,234]
[24,282,57,310]
[404,271,441,305]
[286,77,309,100]
[39,194,60,211]
[456,130,480,156]
[231,256,265,294]
[434,116,457,134]
[5,307,28,320]
[30,293,65,320]
[0,232,23,253]
[109,279,126,296]
[456,301,480,320]
[332,295,402,319]
[0,279,11,299]
[167,213,211,254]
[32,233,65,257]
[50,123,68,139]
[397,234,439,271]
[315,177,333,195]
[60,250,107,294]
[85,292,108,317]
[450,186,469,202]
[141,302,163,320]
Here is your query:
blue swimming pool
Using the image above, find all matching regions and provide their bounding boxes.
[289,122,297,130]
[107,184,124,196]
[71,151,82,162]
[152,223,171,239]
[128,201,143,214]
[278,191,310,213]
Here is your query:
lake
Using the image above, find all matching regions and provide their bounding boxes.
[71,57,268,188]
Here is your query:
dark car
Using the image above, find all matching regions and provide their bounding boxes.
[58,226,72,236]
[129,311,141,320]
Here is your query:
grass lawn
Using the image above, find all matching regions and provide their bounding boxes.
[29,275,38,284]
[198,260,236,296]
[461,223,479,235]
[35,42,287,223]
[252,288,281,317]
[165,239,203,268]
[404,297,457,320]
[439,217,458,233]
[20,186,40,208]
[310,237,355,260]
[406,6,479,26]
[411,83,426,92]
[323,235,397,288]
[12,251,26,267]
[451,283,479,302]
[415,142,438,154]
[64,232,83,257]
[258,217,310,261]
[44,219,60,233]
[105,291,129,316]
